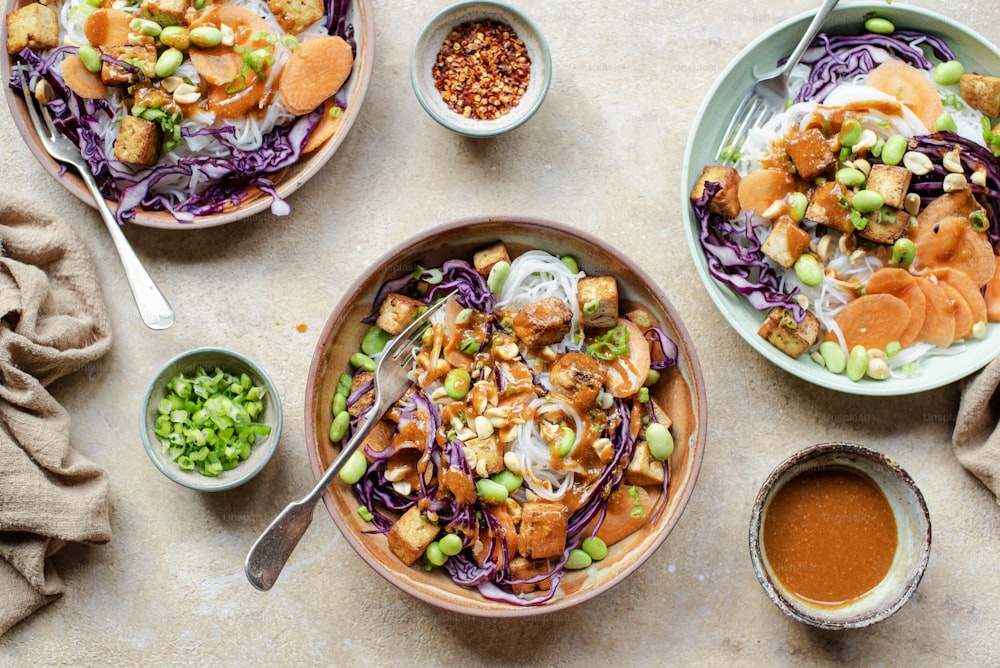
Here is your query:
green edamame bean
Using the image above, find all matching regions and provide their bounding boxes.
[557,426,575,456]
[847,345,869,382]
[159,26,191,50]
[329,410,350,443]
[77,45,102,73]
[338,449,367,484]
[565,548,593,570]
[131,18,162,37]
[881,134,908,166]
[645,422,674,460]
[336,372,353,397]
[424,541,447,567]
[865,17,894,34]
[891,238,916,266]
[491,469,523,493]
[644,369,661,387]
[852,189,884,214]
[793,254,824,287]
[350,352,376,372]
[439,533,463,556]
[331,392,347,417]
[154,47,183,77]
[190,25,223,48]
[487,261,510,294]
[788,191,808,222]
[361,325,392,355]
[933,60,965,86]
[935,112,957,133]
[476,478,509,504]
[839,119,863,147]
[885,341,902,358]
[560,255,580,274]
[581,536,608,561]
[819,341,846,374]
[836,167,867,188]
[444,367,471,399]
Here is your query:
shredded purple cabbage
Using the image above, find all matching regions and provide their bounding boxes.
[693,182,803,318]
[8,0,354,224]
[795,30,955,104]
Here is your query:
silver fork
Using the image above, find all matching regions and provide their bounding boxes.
[716,0,840,161]
[16,66,175,330]
[244,292,455,591]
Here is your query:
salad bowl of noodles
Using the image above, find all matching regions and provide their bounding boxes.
[683,2,1000,395]
[2,0,373,229]
[304,216,707,616]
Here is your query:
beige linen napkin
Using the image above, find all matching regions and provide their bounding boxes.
[954,356,1000,503]
[0,194,112,635]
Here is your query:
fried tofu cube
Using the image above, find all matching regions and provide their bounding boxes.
[786,128,836,181]
[267,0,324,34]
[113,115,162,166]
[518,501,568,559]
[374,292,424,335]
[625,441,665,487]
[761,217,812,268]
[386,506,439,566]
[509,556,552,595]
[512,297,573,348]
[472,241,510,277]
[858,208,911,245]
[548,351,603,411]
[346,371,374,417]
[805,180,855,234]
[577,275,618,329]
[464,434,504,476]
[5,3,59,54]
[960,73,1000,117]
[757,307,820,359]
[866,164,912,210]
[689,165,742,220]
[101,45,157,85]
[140,0,187,26]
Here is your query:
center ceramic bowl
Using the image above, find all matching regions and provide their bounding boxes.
[304,216,707,616]
[749,442,931,629]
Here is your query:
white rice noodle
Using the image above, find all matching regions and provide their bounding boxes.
[496,251,583,351]
[510,397,585,502]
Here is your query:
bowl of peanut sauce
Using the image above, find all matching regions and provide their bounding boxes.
[749,442,931,630]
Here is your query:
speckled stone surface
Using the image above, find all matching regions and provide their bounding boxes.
[3,0,1000,664]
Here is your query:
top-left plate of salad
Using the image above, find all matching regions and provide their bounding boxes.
[2,0,373,228]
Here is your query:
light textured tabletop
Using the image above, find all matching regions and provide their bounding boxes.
[3,0,1000,664]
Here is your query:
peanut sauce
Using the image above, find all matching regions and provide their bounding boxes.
[763,467,897,606]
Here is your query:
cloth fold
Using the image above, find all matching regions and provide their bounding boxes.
[0,195,112,636]
[954,356,1000,504]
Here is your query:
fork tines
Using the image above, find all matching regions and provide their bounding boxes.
[717,94,772,162]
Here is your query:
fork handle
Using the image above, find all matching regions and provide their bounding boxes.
[781,0,840,77]
[80,173,175,330]
[244,408,380,591]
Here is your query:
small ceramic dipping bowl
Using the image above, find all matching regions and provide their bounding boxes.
[140,347,282,492]
[749,442,931,630]
[410,1,551,137]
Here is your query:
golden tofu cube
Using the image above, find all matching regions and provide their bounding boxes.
[113,115,161,166]
[577,275,618,329]
[509,556,552,595]
[386,506,439,566]
[268,0,324,34]
[512,297,572,348]
[472,241,510,277]
[858,209,911,246]
[518,501,568,559]
[346,371,374,417]
[785,128,836,181]
[761,217,812,268]
[140,0,187,26]
[689,165,742,220]
[101,45,157,85]
[624,440,666,487]
[960,73,1000,117]
[374,293,424,335]
[547,351,602,411]
[866,164,912,210]
[5,3,59,54]
[757,307,820,359]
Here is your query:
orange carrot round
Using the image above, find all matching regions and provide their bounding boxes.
[914,277,957,347]
[828,293,911,351]
[736,168,796,216]
[61,54,108,99]
[278,35,354,115]
[864,268,926,348]
[866,60,944,131]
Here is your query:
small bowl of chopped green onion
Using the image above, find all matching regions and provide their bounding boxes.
[140,347,282,492]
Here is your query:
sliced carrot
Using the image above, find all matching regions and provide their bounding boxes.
[930,268,987,329]
[937,280,974,339]
[985,256,1000,322]
[826,293,910,351]
[206,73,265,119]
[594,485,653,547]
[601,318,651,399]
[61,54,108,99]
[189,46,243,87]
[736,168,796,216]
[278,35,354,115]
[917,190,983,229]
[914,277,957,347]
[303,99,344,153]
[911,215,996,287]
[83,8,132,47]
[865,60,944,131]
[863,267,926,348]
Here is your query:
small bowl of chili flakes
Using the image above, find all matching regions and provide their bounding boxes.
[411,1,551,137]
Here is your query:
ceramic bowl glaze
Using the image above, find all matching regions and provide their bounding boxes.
[304,216,707,616]
[749,442,931,629]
